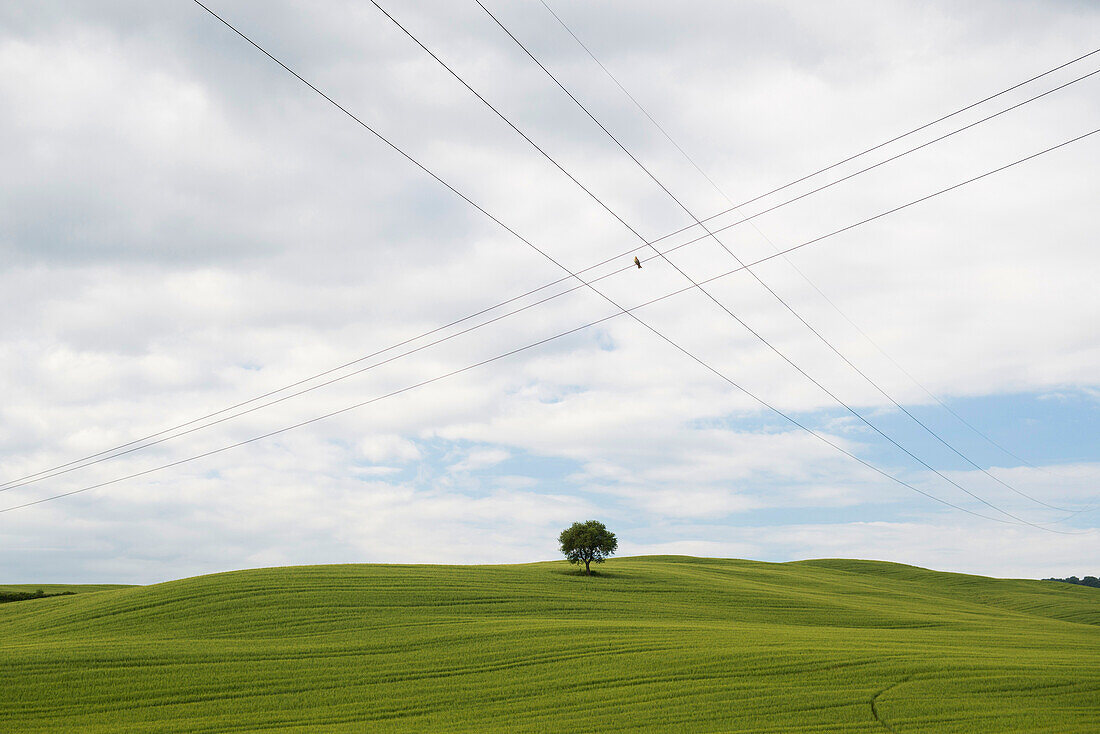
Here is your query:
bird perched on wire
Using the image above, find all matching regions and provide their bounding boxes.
[633,256,642,269]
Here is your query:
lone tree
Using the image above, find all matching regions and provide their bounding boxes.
[558,520,618,575]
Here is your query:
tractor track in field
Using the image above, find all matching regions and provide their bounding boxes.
[871,676,911,732]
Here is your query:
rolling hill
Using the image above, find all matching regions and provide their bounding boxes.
[2,556,1097,732]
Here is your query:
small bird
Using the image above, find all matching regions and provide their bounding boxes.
[633,256,642,269]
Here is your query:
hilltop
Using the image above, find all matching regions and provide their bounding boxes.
[2,556,1097,732]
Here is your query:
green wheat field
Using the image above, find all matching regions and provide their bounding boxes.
[2,556,1097,732]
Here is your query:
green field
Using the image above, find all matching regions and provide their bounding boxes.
[0,583,132,598]
[2,556,1097,732]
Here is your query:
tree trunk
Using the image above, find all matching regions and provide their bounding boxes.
[584,559,590,575]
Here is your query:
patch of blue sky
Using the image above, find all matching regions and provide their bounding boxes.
[850,388,1100,471]
[693,388,1100,472]
[487,451,579,481]
[344,390,1098,528]
[593,329,615,352]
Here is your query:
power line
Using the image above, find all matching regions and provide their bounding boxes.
[538,0,1098,207]
[538,0,1097,496]
[6,34,1091,497]
[477,0,1092,514]
[12,5,1039,527]
[118,1,1073,528]
[0,288,1020,524]
[6,10,1091,534]
[7,127,1097,504]
[5,60,1096,496]
[370,0,1079,528]
[611,43,1100,238]
[6,97,1094,526]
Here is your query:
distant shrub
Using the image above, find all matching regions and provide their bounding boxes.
[0,590,76,604]
[1044,576,1100,589]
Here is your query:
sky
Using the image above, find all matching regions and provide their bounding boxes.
[1,0,1098,584]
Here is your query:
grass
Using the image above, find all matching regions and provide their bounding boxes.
[0,584,132,594]
[0,584,131,604]
[1,556,1097,732]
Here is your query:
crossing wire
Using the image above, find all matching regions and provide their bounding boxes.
[538,0,1099,225]
[3,6,1094,525]
[367,0,1082,528]
[4,59,1097,498]
[538,0,1098,496]
[5,31,1093,495]
[4,94,1095,526]
[476,0,1093,514]
[0,293,1030,524]
[20,2,1078,526]
[81,1,1088,528]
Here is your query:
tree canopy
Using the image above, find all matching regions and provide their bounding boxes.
[559,520,617,575]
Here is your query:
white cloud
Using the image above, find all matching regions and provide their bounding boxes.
[0,1,1097,583]
[448,448,510,473]
[357,434,421,464]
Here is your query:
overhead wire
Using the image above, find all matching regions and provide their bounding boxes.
[6,34,1094,495]
[538,0,1096,492]
[5,120,1095,524]
[537,0,1099,211]
[4,131,1096,525]
[5,57,1097,499]
[6,3,1048,526]
[10,0,1090,531]
[6,125,1097,505]
[368,0,1084,528]
[0,288,1027,524]
[4,6,1094,526]
[603,44,1100,237]
[3,34,1094,525]
[476,0,1093,515]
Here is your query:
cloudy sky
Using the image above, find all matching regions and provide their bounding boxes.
[2,0,1098,584]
